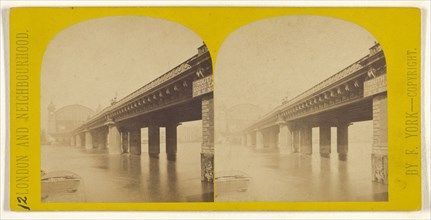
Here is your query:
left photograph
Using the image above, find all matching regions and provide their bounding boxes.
[40,16,214,203]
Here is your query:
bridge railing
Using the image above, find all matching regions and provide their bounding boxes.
[79,53,200,128]
[280,55,369,109]
[109,55,197,110]
[242,105,283,132]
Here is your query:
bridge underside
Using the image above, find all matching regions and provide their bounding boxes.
[117,98,203,129]
[71,94,214,183]
[289,97,373,126]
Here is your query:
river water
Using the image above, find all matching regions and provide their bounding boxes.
[41,142,213,203]
[215,142,388,202]
[41,140,388,203]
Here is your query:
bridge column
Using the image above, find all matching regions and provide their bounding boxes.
[121,130,130,153]
[84,130,93,150]
[148,125,160,158]
[166,123,179,161]
[201,95,214,182]
[101,130,108,149]
[106,120,121,154]
[76,135,82,147]
[81,133,86,147]
[129,128,141,155]
[268,127,279,148]
[92,131,99,149]
[256,129,264,150]
[337,123,349,161]
[319,125,331,157]
[278,123,292,154]
[92,129,107,149]
[300,125,312,154]
[371,93,388,184]
[292,128,300,153]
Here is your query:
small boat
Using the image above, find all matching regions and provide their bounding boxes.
[41,170,82,200]
[215,170,252,193]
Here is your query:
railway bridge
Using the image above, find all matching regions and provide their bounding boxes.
[70,45,214,182]
[242,44,387,184]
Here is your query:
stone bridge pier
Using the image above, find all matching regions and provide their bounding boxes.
[105,119,122,154]
[319,124,331,158]
[147,124,160,158]
[74,133,85,148]
[249,126,280,150]
[336,122,350,161]
[255,129,264,149]
[84,129,93,150]
[119,126,141,155]
[299,124,312,155]
[277,121,293,154]
[201,94,214,182]
[166,122,180,161]
[370,93,388,184]
[91,127,108,149]
[71,127,108,150]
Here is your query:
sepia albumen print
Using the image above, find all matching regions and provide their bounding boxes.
[40,16,214,203]
[214,15,388,202]
[40,14,388,204]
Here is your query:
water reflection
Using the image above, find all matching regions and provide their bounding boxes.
[41,142,213,202]
[146,158,162,201]
[318,157,332,199]
[216,143,388,202]
[166,161,179,198]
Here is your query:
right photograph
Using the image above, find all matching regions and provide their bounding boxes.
[214,15,388,202]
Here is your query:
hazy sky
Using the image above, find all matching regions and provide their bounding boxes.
[215,15,377,113]
[41,16,203,125]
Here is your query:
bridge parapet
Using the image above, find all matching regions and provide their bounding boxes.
[73,44,212,133]
[282,44,384,107]
[281,60,364,108]
[111,59,194,109]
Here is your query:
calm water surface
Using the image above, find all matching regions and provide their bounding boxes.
[42,142,213,202]
[215,142,388,202]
